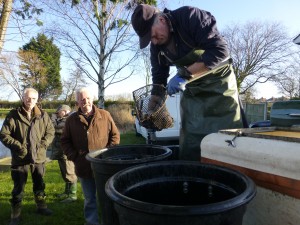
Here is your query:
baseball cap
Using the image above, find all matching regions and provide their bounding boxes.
[131,4,156,49]
[56,104,71,113]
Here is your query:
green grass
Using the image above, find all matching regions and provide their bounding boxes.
[119,131,145,145]
[0,109,11,118]
[0,131,145,225]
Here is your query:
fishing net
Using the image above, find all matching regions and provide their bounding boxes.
[132,84,174,131]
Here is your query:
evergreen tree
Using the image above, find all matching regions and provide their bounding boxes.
[19,33,62,100]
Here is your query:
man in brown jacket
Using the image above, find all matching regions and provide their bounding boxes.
[61,87,120,225]
[0,88,55,225]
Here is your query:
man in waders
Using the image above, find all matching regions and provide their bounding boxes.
[131,4,244,161]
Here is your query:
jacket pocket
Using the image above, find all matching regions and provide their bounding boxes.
[15,147,28,160]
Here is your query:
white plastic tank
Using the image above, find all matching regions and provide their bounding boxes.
[201,127,300,225]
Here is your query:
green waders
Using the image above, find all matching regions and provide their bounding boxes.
[58,182,77,203]
[180,63,242,160]
[168,49,243,161]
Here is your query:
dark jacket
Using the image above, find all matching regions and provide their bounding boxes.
[61,106,120,178]
[150,6,229,86]
[0,105,55,166]
[50,113,69,160]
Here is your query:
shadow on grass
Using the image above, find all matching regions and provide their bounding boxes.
[0,161,85,225]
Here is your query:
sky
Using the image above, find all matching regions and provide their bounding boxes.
[2,0,300,101]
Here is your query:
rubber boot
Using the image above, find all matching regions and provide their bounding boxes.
[9,202,22,225]
[34,195,53,216]
[60,182,77,203]
[56,183,69,199]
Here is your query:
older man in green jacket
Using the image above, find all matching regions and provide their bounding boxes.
[0,88,55,225]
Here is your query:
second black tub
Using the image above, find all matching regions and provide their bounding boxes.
[86,144,172,225]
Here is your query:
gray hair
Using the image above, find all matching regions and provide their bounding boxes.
[23,88,38,98]
[75,87,93,102]
[153,12,165,24]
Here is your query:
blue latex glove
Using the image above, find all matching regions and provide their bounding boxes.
[167,74,188,96]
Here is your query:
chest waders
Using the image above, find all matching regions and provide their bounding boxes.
[170,50,243,161]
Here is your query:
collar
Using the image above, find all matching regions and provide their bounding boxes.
[78,105,96,118]
[21,104,42,117]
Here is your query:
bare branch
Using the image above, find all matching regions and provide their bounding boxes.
[41,0,138,107]
[222,21,296,95]
[0,53,23,100]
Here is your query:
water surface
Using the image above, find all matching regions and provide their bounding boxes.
[0,118,11,158]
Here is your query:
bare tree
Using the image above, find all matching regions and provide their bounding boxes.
[242,87,258,103]
[0,0,43,54]
[0,0,13,53]
[139,47,151,86]
[275,72,300,98]
[62,66,89,104]
[0,0,43,99]
[273,51,300,98]
[39,0,141,108]
[0,53,23,100]
[222,21,295,95]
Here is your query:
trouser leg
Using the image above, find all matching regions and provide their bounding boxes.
[58,158,68,183]
[31,163,46,197]
[179,94,203,161]
[179,128,205,161]
[65,159,77,183]
[57,158,77,202]
[9,202,22,225]
[10,165,29,205]
[9,165,29,223]
[31,163,52,216]
[57,159,69,198]
[60,182,77,203]
[79,177,100,225]
[58,158,77,183]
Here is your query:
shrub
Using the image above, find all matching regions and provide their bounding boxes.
[107,103,135,133]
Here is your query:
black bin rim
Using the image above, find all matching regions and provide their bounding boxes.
[105,160,256,216]
[86,144,172,165]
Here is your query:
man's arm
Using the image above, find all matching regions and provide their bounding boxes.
[0,113,23,151]
[150,45,170,86]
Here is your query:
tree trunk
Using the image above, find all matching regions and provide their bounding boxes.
[94,0,106,109]
[0,0,13,53]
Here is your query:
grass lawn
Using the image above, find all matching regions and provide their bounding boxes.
[0,131,145,225]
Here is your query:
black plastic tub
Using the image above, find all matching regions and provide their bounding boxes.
[105,160,256,225]
[86,144,172,225]
[165,145,179,160]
